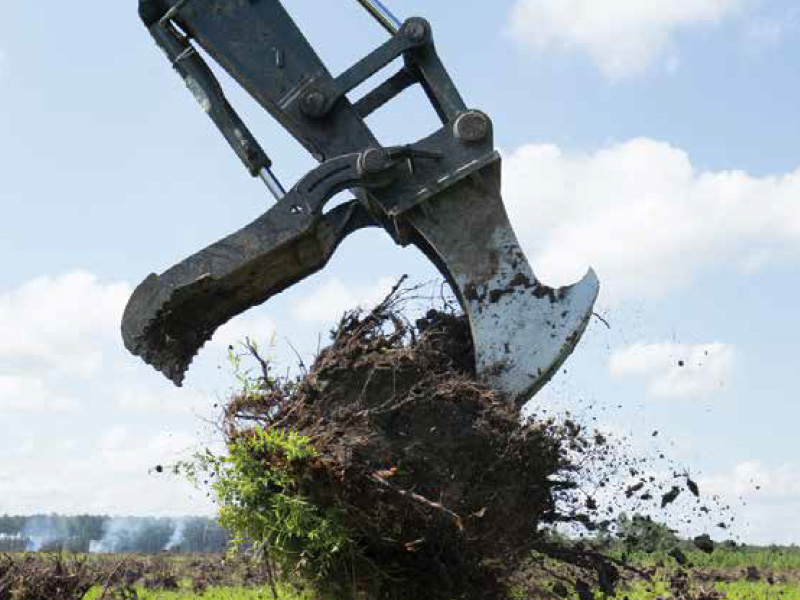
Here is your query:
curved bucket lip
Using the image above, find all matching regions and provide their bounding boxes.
[473,268,599,406]
[405,162,599,405]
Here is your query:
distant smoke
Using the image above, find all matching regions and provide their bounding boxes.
[89,518,143,554]
[0,533,26,552]
[23,516,68,552]
[89,517,190,554]
[164,519,186,552]
[0,515,227,554]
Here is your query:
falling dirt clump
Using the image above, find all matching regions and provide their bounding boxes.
[220,289,609,600]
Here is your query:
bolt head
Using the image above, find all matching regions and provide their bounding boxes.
[360,148,388,175]
[301,89,327,118]
[454,111,491,143]
[403,20,428,43]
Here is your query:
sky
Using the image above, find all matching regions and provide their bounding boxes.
[1,0,799,544]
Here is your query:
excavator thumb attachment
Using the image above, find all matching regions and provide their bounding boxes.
[122,153,380,384]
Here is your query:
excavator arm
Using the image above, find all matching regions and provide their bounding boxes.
[123,0,599,405]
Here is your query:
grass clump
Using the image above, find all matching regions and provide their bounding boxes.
[204,427,353,584]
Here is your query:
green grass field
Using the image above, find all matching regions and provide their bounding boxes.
[81,578,800,600]
[519,545,800,599]
[84,585,302,599]
[615,580,800,600]
[621,546,800,570]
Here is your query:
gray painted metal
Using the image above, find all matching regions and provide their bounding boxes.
[122,152,383,384]
[406,163,599,404]
[125,0,600,405]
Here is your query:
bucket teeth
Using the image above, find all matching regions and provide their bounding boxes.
[122,272,229,386]
[122,201,372,385]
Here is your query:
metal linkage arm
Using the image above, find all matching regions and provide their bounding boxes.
[140,0,378,162]
[139,1,468,165]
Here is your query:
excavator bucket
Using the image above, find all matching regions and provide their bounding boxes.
[124,0,599,405]
[406,165,599,402]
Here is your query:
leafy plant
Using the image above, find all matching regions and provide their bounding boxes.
[184,427,352,586]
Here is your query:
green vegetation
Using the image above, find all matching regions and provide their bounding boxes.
[215,427,352,573]
[716,581,800,600]
[76,566,800,600]
[614,513,681,552]
[175,343,364,598]
[621,545,800,570]
[83,584,306,600]
[615,580,800,600]
[183,426,354,591]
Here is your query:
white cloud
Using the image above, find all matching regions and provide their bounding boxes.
[88,429,212,514]
[609,342,735,398]
[702,461,800,544]
[0,429,213,516]
[96,428,198,475]
[745,9,800,50]
[0,438,36,460]
[0,375,81,413]
[0,272,225,514]
[503,138,800,300]
[0,272,131,376]
[113,385,210,414]
[208,312,276,352]
[291,276,398,323]
[509,0,748,78]
[0,272,275,380]
[99,426,130,452]
[703,460,800,500]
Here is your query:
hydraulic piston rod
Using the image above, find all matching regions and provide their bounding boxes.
[259,167,287,201]
[354,0,401,35]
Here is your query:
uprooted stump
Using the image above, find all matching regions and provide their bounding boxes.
[214,291,609,600]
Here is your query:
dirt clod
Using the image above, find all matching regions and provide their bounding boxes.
[669,547,688,566]
[694,534,715,554]
[662,486,682,508]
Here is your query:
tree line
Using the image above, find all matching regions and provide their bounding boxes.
[0,515,230,554]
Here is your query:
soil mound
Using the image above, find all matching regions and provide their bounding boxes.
[222,291,597,600]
